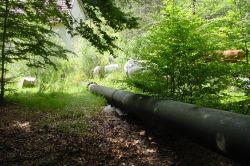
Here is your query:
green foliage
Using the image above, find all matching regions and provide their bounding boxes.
[92,68,128,90]
[127,6,230,102]
[74,0,139,53]
[0,0,70,67]
[205,0,249,51]
[37,64,71,92]
[115,0,163,45]
[80,42,102,78]
[121,0,250,113]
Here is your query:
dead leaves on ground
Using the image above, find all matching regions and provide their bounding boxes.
[0,104,239,166]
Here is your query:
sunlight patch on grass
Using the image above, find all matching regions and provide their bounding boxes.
[6,87,106,134]
[7,87,105,110]
[219,86,249,114]
[220,86,248,104]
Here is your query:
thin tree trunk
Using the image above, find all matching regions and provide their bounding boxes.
[237,0,249,64]
[192,0,197,15]
[1,0,9,101]
[245,41,249,64]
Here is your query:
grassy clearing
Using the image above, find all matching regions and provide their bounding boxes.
[6,87,106,135]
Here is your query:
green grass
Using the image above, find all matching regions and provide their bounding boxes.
[219,86,250,114]
[6,87,106,134]
[8,89,105,110]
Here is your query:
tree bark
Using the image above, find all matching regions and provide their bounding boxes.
[192,0,197,15]
[245,41,249,64]
[0,0,9,101]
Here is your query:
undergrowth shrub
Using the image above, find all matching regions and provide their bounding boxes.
[126,6,233,103]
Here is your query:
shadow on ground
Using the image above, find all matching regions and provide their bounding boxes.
[0,104,241,166]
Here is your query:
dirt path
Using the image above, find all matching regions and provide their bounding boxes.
[0,104,240,166]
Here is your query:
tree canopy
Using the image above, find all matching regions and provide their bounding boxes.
[0,0,139,100]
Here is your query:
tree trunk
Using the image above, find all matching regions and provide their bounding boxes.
[192,0,197,15]
[237,0,249,64]
[245,41,249,64]
[0,0,9,101]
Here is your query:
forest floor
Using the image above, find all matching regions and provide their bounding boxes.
[0,103,241,166]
